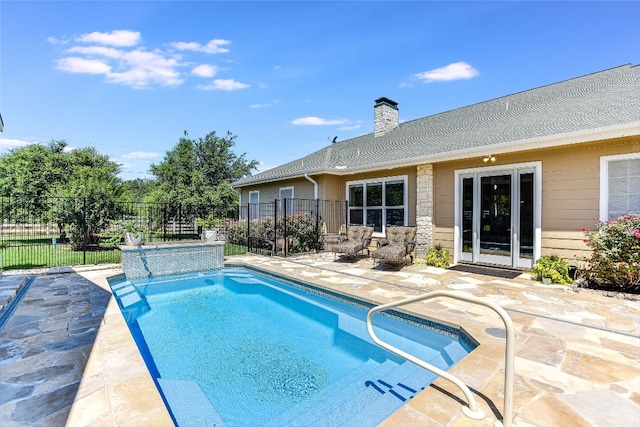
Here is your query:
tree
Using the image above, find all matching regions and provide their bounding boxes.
[0,141,70,220]
[148,131,258,219]
[0,140,124,249]
[120,178,155,203]
[56,147,125,249]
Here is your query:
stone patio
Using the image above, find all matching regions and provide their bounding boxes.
[0,253,638,426]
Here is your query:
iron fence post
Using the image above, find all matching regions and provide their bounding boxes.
[283,198,288,257]
[246,203,251,253]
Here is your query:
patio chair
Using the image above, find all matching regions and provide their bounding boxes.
[330,225,374,260]
[371,226,417,267]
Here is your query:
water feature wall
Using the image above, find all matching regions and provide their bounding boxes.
[121,242,224,280]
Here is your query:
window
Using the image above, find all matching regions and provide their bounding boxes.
[279,186,294,215]
[346,176,407,233]
[600,153,640,221]
[248,190,259,219]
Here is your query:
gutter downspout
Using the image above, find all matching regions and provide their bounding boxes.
[304,173,318,200]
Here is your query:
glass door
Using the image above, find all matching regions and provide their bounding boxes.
[457,166,537,269]
[478,174,512,265]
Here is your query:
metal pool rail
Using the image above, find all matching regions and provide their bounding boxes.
[366,290,515,427]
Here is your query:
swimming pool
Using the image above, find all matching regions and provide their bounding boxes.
[109,267,476,427]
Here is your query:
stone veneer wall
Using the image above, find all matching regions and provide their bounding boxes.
[374,100,399,137]
[415,164,434,259]
[121,242,224,280]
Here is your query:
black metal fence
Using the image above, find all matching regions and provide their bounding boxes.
[0,196,347,270]
[232,198,347,256]
[0,196,244,270]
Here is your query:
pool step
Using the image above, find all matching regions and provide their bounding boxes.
[288,351,445,427]
[157,378,226,427]
[265,358,400,427]
[339,360,440,426]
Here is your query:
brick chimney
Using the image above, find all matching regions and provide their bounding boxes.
[374,97,398,137]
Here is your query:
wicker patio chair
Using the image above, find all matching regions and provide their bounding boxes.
[371,226,417,267]
[330,225,374,260]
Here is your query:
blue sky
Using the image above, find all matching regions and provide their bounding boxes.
[1,1,639,181]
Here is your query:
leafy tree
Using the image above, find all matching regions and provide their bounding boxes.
[121,178,155,202]
[56,147,125,249]
[0,141,70,220]
[148,130,258,219]
[0,140,124,249]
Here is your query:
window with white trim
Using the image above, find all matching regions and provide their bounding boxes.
[248,190,260,219]
[279,186,294,215]
[346,176,407,233]
[600,153,640,221]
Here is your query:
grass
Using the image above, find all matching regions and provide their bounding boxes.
[1,234,247,271]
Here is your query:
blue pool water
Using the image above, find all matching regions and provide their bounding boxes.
[109,267,476,427]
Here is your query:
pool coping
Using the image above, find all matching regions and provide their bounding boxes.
[4,254,638,426]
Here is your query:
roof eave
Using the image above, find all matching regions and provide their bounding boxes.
[231,121,640,187]
[327,121,640,174]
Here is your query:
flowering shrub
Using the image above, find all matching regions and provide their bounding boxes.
[578,214,640,293]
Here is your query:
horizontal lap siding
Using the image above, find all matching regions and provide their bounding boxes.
[433,162,456,259]
[432,136,639,264]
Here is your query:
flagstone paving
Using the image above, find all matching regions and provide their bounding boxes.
[0,253,638,426]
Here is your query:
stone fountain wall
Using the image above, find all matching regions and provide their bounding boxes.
[121,241,224,280]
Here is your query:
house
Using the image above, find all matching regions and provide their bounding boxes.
[231,64,640,269]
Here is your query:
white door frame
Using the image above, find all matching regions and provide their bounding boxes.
[454,161,542,268]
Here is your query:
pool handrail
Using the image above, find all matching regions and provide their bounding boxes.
[366,290,514,427]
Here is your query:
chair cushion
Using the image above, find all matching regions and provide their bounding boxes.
[371,245,406,261]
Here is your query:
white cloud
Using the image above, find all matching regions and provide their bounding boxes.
[55,48,182,87]
[55,57,112,74]
[170,39,231,54]
[337,123,361,131]
[292,117,349,126]
[66,45,124,59]
[0,138,36,150]
[192,64,218,77]
[51,30,239,89]
[198,79,250,91]
[415,62,479,82]
[77,30,141,47]
[121,151,159,160]
[249,99,280,109]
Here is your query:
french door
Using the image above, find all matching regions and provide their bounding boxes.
[457,163,540,269]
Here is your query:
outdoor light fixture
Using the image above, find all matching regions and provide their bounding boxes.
[483,155,496,163]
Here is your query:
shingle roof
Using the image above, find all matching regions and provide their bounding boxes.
[232,64,640,187]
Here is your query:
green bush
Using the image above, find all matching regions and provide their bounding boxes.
[578,214,640,293]
[225,213,322,254]
[533,254,572,285]
[425,243,450,268]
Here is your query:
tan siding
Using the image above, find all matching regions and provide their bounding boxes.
[541,230,590,263]
[318,175,342,201]
[240,178,315,204]
[433,226,454,262]
[431,135,639,261]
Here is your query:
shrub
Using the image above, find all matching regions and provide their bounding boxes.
[533,254,572,285]
[425,243,450,268]
[225,213,322,254]
[578,214,640,293]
